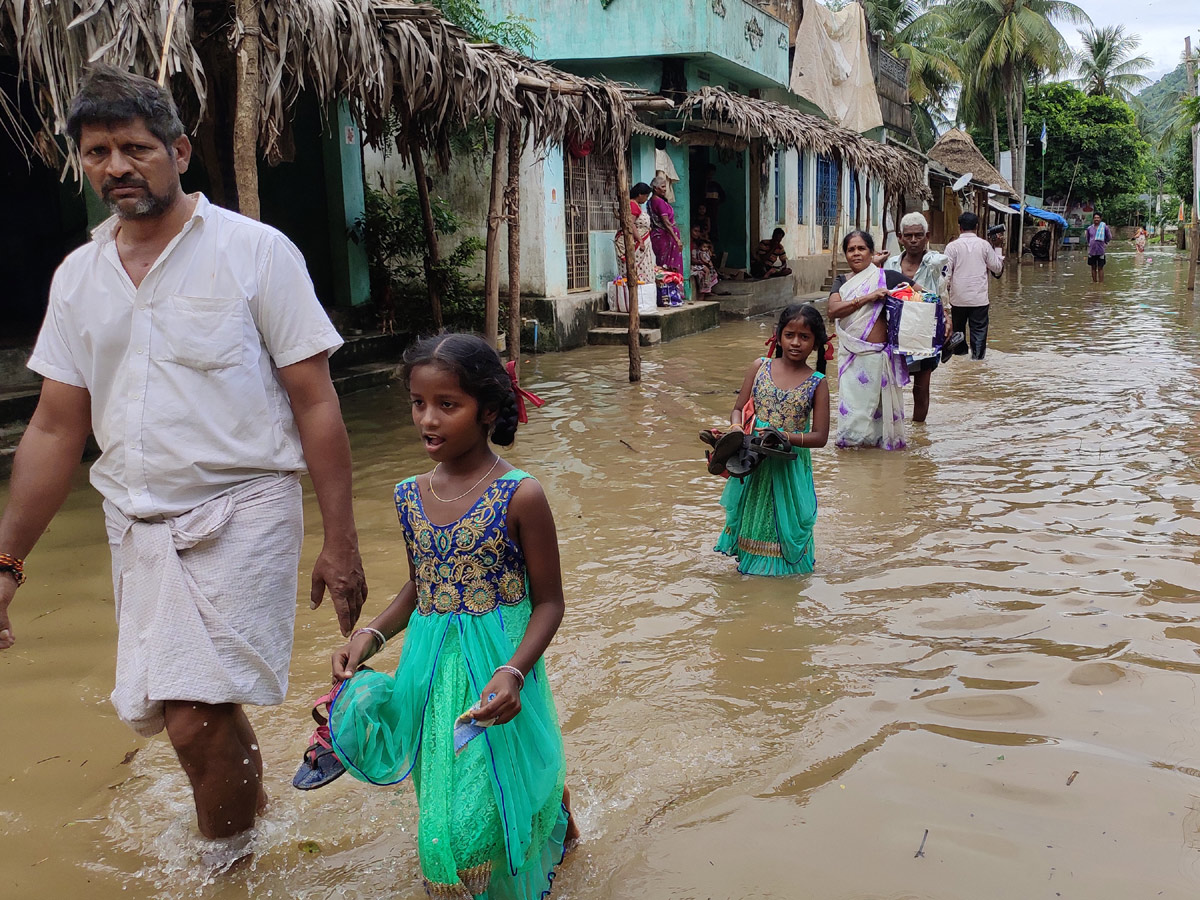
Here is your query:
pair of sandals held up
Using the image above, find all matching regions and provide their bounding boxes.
[700,425,794,479]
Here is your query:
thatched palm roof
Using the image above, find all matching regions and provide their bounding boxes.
[927,128,1016,197]
[677,86,929,200]
[0,0,642,171]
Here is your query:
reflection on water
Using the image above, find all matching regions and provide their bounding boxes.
[4,249,1200,899]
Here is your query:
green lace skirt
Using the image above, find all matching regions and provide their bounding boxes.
[330,598,567,899]
[714,443,817,577]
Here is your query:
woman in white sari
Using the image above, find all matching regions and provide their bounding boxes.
[614,182,656,285]
[827,230,909,450]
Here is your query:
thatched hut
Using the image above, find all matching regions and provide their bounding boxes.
[0,0,661,376]
[926,128,1019,245]
[677,86,928,202]
[674,86,927,265]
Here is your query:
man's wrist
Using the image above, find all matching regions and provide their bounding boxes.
[321,531,360,552]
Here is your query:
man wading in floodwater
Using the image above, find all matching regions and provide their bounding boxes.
[0,66,366,852]
[883,212,952,423]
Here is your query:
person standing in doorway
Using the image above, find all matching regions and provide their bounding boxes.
[1086,212,1111,282]
[0,65,367,850]
[703,163,725,247]
[883,212,951,422]
[648,174,683,274]
[945,211,1004,360]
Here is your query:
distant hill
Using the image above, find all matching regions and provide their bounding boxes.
[1136,64,1187,147]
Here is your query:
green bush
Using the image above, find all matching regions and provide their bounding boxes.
[353,181,484,332]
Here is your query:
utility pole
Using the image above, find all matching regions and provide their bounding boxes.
[1017,124,1027,263]
[1187,37,1198,291]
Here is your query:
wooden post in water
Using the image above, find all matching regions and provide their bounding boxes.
[411,139,444,330]
[232,0,260,219]
[506,128,522,369]
[1186,37,1198,291]
[614,147,642,382]
[484,119,511,347]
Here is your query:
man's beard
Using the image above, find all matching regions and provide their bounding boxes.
[102,178,179,220]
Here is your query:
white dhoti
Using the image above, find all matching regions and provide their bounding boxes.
[104,474,303,737]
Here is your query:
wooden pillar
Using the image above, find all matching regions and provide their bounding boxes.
[410,141,444,330]
[865,176,872,234]
[614,146,642,383]
[484,118,511,347]
[232,0,261,219]
[880,186,889,250]
[855,172,863,230]
[506,127,522,369]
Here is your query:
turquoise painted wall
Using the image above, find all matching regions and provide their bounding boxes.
[482,0,789,87]
[542,146,569,297]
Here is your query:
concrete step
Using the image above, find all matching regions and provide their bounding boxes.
[332,363,400,397]
[587,327,661,347]
[594,301,720,342]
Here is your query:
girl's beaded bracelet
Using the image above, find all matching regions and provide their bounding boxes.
[0,554,25,586]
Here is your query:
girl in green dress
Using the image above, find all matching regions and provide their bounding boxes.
[714,304,831,575]
[329,333,577,899]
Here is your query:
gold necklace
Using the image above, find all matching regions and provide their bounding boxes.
[428,456,501,504]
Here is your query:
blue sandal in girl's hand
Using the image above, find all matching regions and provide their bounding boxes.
[453,693,498,756]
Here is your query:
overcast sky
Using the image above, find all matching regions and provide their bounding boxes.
[1064,0,1198,83]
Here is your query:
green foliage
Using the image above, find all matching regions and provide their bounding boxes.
[1166,131,1195,205]
[355,182,485,331]
[1025,81,1149,204]
[1102,193,1148,225]
[431,0,535,53]
[1134,63,1192,158]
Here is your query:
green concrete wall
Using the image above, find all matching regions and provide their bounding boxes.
[481,0,789,87]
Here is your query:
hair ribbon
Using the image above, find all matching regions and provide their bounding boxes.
[505,360,545,425]
[763,334,778,358]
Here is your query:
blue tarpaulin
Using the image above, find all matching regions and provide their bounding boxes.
[1011,204,1068,227]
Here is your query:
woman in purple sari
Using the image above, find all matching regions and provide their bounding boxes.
[648,175,683,273]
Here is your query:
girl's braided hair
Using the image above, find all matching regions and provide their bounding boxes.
[402,333,520,446]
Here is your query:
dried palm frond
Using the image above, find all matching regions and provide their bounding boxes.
[0,0,641,175]
[678,86,929,200]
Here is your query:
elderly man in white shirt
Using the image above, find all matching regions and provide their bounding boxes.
[882,212,952,423]
[0,65,367,845]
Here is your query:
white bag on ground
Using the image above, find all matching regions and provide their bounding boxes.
[607,281,657,314]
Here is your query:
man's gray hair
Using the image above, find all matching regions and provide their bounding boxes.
[899,212,929,233]
[66,64,184,150]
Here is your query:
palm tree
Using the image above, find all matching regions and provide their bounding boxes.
[1073,25,1153,101]
[952,0,1091,206]
[863,0,960,149]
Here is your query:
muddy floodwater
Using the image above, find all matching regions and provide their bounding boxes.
[4,247,1200,899]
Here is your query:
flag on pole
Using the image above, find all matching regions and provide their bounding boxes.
[1040,122,1047,156]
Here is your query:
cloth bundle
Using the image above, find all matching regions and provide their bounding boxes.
[885,284,945,360]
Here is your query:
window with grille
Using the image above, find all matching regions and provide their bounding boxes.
[563,148,619,291]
